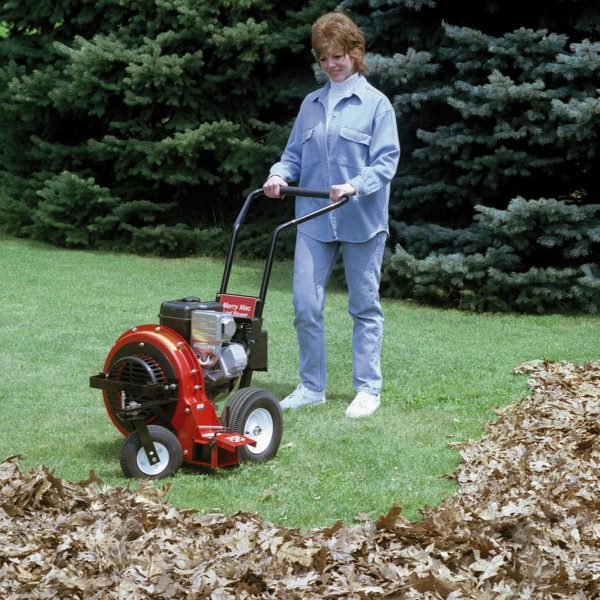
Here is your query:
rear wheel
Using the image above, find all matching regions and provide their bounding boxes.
[120,425,182,479]
[225,388,283,462]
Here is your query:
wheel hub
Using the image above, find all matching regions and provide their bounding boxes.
[244,407,273,454]
[136,442,169,476]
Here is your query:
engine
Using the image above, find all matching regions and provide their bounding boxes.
[158,297,251,392]
[191,310,247,378]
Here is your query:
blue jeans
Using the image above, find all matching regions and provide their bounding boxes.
[292,231,386,395]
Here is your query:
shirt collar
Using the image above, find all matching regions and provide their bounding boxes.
[315,73,367,104]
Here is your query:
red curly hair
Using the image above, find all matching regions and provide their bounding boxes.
[311,12,366,75]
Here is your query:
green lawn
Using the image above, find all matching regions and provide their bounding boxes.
[1,235,599,529]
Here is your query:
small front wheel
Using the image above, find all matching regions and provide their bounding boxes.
[120,425,182,479]
[225,388,283,463]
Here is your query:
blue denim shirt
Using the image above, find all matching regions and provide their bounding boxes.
[270,74,400,242]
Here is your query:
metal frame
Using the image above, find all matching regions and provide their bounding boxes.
[218,187,348,318]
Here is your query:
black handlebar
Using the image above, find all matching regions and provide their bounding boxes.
[218,187,348,318]
[280,186,331,199]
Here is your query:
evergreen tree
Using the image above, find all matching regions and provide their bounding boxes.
[2,0,599,311]
[0,0,337,255]
[342,0,600,312]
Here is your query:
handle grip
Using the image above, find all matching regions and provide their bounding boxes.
[280,186,331,199]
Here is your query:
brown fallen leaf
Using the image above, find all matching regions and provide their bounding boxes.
[1,359,599,599]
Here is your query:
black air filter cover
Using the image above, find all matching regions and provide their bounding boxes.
[159,296,223,342]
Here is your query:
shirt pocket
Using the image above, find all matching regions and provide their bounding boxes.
[338,127,372,167]
[301,127,320,166]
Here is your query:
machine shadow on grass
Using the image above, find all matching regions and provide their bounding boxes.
[87,437,122,458]
[85,434,247,481]
[86,438,125,472]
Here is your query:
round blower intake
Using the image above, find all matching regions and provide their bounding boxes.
[103,345,176,434]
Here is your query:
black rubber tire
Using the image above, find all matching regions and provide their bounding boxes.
[224,387,283,463]
[120,425,182,479]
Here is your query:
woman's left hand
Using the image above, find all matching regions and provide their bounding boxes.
[330,183,355,202]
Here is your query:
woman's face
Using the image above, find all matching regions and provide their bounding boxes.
[317,47,356,83]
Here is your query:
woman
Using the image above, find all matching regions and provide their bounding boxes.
[263,11,400,418]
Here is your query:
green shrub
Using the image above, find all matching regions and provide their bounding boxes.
[384,197,600,313]
[31,171,120,248]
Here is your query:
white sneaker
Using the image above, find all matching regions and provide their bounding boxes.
[345,391,380,418]
[280,384,326,409]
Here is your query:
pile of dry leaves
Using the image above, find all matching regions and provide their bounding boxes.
[1,360,599,599]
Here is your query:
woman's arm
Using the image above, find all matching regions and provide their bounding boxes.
[347,106,400,197]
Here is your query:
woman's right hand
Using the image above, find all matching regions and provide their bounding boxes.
[263,175,287,198]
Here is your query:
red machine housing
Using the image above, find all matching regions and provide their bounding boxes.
[99,324,257,468]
